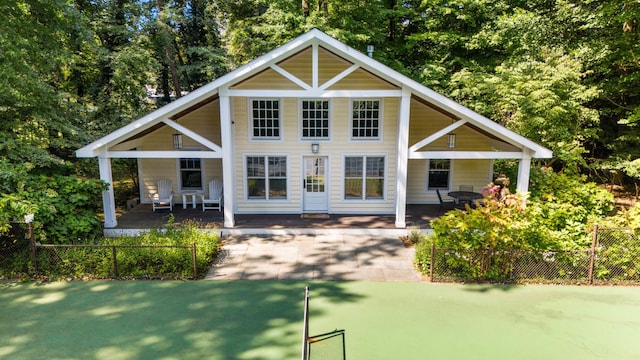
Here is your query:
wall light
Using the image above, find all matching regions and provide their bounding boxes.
[173,133,183,149]
[311,143,319,154]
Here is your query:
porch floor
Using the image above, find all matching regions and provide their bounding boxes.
[113,204,446,231]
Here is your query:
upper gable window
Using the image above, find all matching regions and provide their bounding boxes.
[251,99,280,139]
[351,99,381,139]
[301,100,329,139]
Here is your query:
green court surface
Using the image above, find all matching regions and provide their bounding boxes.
[1,280,639,359]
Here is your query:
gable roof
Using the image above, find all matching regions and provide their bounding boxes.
[76,28,552,158]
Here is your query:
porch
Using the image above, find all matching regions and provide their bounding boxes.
[107,204,446,237]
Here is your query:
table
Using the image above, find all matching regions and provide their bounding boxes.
[180,192,197,209]
[447,191,483,205]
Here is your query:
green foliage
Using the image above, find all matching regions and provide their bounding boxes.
[22,218,220,280]
[529,167,615,232]
[100,219,219,278]
[420,170,616,279]
[414,233,434,274]
[0,160,107,242]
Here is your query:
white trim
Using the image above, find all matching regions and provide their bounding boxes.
[517,148,533,193]
[243,153,290,201]
[312,43,319,89]
[408,119,468,153]
[162,119,222,153]
[78,29,551,161]
[247,98,283,141]
[227,89,402,98]
[425,159,453,192]
[302,155,330,213]
[319,64,360,90]
[410,151,528,159]
[299,98,331,141]
[219,89,235,227]
[342,154,387,201]
[175,148,205,192]
[107,151,220,159]
[98,155,117,228]
[270,64,312,90]
[349,98,384,142]
[395,87,411,228]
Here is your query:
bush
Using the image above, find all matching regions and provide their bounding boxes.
[101,218,220,278]
[418,170,615,280]
[0,159,107,243]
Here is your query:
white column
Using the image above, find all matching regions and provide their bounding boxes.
[516,148,533,193]
[98,154,118,228]
[395,87,411,228]
[219,88,235,227]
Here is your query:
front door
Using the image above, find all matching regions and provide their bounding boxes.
[303,156,328,212]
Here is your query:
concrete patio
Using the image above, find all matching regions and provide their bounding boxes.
[205,233,423,282]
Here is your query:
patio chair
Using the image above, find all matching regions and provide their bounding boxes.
[150,179,174,212]
[436,189,455,209]
[201,179,223,211]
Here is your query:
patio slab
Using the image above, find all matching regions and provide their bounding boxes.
[205,234,423,282]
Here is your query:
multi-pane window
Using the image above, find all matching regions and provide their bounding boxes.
[344,156,384,200]
[246,156,287,199]
[301,100,329,139]
[351,100,380,139]
[427,159,451,190]
[251,99,280,138]
[180,158,203,190]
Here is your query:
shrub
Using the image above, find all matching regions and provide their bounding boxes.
[101,218,220,278]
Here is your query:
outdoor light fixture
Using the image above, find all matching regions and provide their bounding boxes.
[448,133,456,148]
[173,133,183,149]
[311,143,319,154]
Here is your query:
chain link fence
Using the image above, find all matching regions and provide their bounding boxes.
[1,221,200,279]
[34,243,198,279]
[0,222,34,277]
[430,226,640,284]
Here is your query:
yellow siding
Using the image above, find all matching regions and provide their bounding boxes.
[231,68,304,90]
[406,98,494,203]
[139,100,222,203]
[328,68,399,91]
[317,46,352,86]
[277,46,312,86]
[232,97,398,214]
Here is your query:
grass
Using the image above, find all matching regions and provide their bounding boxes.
[1,280,640,359]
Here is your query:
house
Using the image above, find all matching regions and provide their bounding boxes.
[76,29,552,230]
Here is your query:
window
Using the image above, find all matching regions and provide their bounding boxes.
[180,158,203,190]
[301,100,329,139]
[344,156,384,200]
[351,100,380,139]
[427,159,451,190]
[251,99,280,138]
[246,156,287,199]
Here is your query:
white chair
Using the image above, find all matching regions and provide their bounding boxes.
[150,179,174,212]
[201,179,222,211]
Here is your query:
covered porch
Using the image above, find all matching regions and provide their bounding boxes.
[106,204,446,237]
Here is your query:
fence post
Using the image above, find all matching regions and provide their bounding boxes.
[112,246,118,277]
[430,243,435,282]
[192,242,197,279]
[28,223,38,274]
[588,224,598,285]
